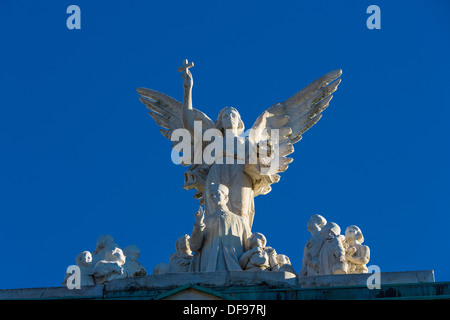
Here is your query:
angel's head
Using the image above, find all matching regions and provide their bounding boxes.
[215,107,245,136]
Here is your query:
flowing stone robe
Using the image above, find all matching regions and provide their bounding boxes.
[202,136,279,230]
[189,207,252,272]
[300,232,326,276]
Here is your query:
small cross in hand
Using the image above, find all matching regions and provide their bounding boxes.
[177,59,194,73]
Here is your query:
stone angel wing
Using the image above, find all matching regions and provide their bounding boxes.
[137,88,216,199]
[248,69,342,193]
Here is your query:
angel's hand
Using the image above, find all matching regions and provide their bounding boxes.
[182,69,193,90]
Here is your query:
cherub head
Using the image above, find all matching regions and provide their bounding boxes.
[76,251,92,268]
[175,234,192,256]
[93,235,115,254]
[307,214,327,235]
[345,225,364,245]
[124,245,141,262]
[215,107,245,136]
[321,222,341,239]
[249,232,267,249]
[277,254,291,266]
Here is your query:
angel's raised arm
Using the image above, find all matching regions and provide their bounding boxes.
[137,60,216,165]
[179,59,195,136]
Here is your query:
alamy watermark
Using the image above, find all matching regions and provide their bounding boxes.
[65,265,81,290]
[170,124,280,174]
[66,5,81,30]
[367,5,381,30]
[66,5,381,31]
[366,265,381,289]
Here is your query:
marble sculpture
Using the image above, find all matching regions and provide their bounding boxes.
[63,235,147,286]
[64,60,371,285]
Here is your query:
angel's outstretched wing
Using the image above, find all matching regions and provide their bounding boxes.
[137,88,216,199]
[249,69,342,186]
[137,88,215,155]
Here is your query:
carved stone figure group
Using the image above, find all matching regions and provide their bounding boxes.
[63,211,369,286]
[63,235,147,287]
[299,214,370,276]
[62,61,370,286]
[153,183,296,276]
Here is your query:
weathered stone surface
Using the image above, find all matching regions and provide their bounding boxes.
[299,270,435,288]
[105,271,298,292]
[0,270,439,300]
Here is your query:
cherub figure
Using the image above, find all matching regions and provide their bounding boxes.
[62,251,95,287]
[91,235,120,266]
[152,262,169,275]
[92,247,126,284]
[272,254,296,274]
[123,244,147,277]
[168,234,193,273]
[239,232,278,271]
[344,225,370,274]
[299,214,327,276]
[318,222,348,275]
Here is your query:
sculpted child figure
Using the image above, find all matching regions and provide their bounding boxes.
[123,244,147,277]
[344,225,370,274]
[272,254,296,274]
[91,235,120,266]
[168,234,193,273]
[89,235,126,284]
[62,251,95,287]
[92,247,126,284]
[239,232,278,271]
[299,214,327,276]
[318,222,348,275]
[189,184,252,272]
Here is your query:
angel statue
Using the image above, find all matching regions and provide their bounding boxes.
[137,60,341,229]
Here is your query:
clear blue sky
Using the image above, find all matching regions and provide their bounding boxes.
[0,0,449,289]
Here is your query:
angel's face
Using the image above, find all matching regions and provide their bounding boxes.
[221,108,240,131]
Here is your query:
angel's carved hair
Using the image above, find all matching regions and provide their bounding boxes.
[215,107,245,136]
